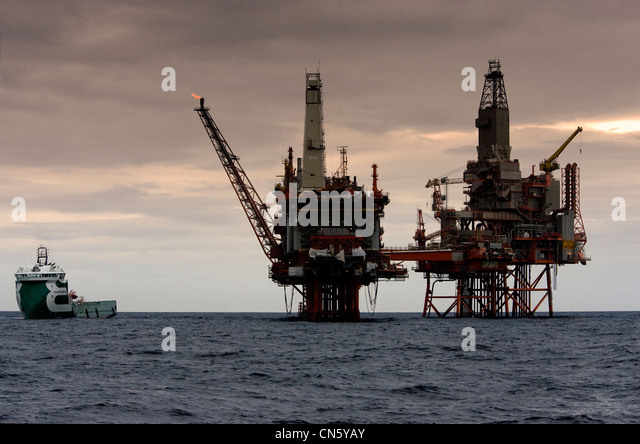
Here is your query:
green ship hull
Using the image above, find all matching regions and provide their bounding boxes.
[16,279,75,320]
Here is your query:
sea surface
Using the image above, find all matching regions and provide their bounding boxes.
[0,311,638,424]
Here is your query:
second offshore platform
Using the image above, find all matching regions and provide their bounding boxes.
[195,60,588,321]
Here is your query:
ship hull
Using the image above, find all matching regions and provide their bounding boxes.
[16,280,74,320]
[16,278,118,320]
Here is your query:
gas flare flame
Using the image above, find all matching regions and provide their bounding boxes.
[191,93,202,100]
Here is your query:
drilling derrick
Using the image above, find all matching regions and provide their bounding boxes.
[195,73,406,322]
[386,60,588,317]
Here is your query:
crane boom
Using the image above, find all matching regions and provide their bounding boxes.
[425,176,465,188]
[540,126,583,173]
[195,98,280,262]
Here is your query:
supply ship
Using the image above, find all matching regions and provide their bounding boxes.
[15,246,117,319]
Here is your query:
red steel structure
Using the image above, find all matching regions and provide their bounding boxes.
[386,60,589,317]
[195,61,587,320]
[195,74,406,322]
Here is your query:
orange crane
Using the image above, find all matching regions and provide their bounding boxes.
[539,126,583,173]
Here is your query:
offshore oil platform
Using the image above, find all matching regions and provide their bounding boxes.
[195,60,588,320]
[195,72,407,321]
[386,59,589,317]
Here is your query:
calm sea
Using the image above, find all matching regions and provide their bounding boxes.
[0,311,638,425]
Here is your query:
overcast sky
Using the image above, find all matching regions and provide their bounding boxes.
[1,0,639,313]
